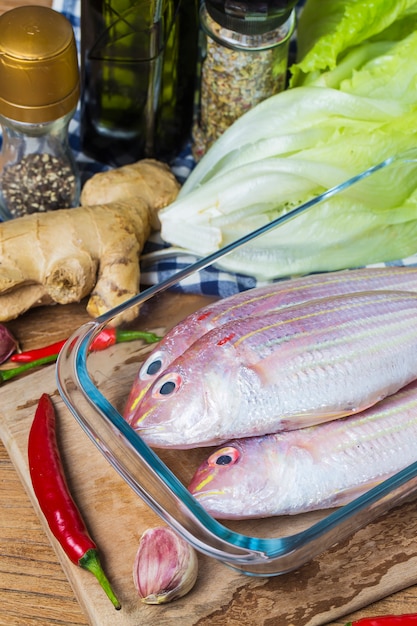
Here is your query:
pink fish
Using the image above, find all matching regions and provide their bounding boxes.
[127,290,417,449]
[188,380,417,519]
[124,266,417,420]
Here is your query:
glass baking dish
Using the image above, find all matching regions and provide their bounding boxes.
[56,149,417,577]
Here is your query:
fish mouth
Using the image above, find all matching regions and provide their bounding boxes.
[190,489,227,511]
[127,403,170,440]
[128,402,156,428]
[188,473,227,499]
[191,488,225,499]
[189,489,236,520]
[133,425,170,445]
[132,423,198,450]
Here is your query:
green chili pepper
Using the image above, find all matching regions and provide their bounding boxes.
[0,354,58,382]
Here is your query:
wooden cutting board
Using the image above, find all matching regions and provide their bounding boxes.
[2,296,417,625]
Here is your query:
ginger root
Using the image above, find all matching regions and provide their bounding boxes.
[0,159,180,324]
[80,159,176,230]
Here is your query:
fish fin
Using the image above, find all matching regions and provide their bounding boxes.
[277,408,361,431]
[329,479,387,507]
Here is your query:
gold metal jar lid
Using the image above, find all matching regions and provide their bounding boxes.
[0,5,80,123]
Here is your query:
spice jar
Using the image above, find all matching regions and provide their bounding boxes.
[192,0,297,160]
[0,6,80,220]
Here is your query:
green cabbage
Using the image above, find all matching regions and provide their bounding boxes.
[159,0,417,280]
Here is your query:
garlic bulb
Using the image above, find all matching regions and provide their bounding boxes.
[133,526,198,604]
[0,324,17,363]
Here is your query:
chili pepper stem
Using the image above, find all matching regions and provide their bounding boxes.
[115,328,161,344]
[79,549,121,610]
[0,354,58,382]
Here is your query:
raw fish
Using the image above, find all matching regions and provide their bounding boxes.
[188,380,417,518]
[124,266,417,419]
[128,290,417,448]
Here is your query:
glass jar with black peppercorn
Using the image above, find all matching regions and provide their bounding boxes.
[192,0,298,160]
[0,6,81,220]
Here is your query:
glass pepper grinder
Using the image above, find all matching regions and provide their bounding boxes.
[192,0,298,160]
[0,6,81,220]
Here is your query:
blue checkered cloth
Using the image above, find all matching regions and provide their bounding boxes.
[5,0,417,297]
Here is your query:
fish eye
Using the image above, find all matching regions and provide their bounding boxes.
[147,359,162,376]
[208,446,240,467]
[139,352,165,380]
[152,372,182,398]
[159,380,175,395]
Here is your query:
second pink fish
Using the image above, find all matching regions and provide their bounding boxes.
[188,380,417,518]
[129,290,417,448]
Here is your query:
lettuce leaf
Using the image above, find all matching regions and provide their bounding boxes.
[291,0,417,85]
[180,86,408,195]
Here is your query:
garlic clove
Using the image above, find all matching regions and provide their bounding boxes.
[0,324,18,364]
[133,526,198,604]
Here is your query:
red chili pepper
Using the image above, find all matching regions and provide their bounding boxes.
[28,393,121,610]
[11,327,161,363]
[346,615,417,625]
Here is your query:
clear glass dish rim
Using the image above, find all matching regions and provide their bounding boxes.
[56,150,417,576]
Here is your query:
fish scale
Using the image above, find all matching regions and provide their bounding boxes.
[220,292,416,369]
[129,290,417,449]
[188,380,417,519]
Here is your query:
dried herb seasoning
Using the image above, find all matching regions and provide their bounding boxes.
[192,1,296,160]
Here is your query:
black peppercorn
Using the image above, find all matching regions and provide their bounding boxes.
[2,153,77,218]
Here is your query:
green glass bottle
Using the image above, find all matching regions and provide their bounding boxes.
[80,0,198,166]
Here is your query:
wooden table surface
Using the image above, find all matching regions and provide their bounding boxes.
[2,0,417,624]
[3,301,417,626]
